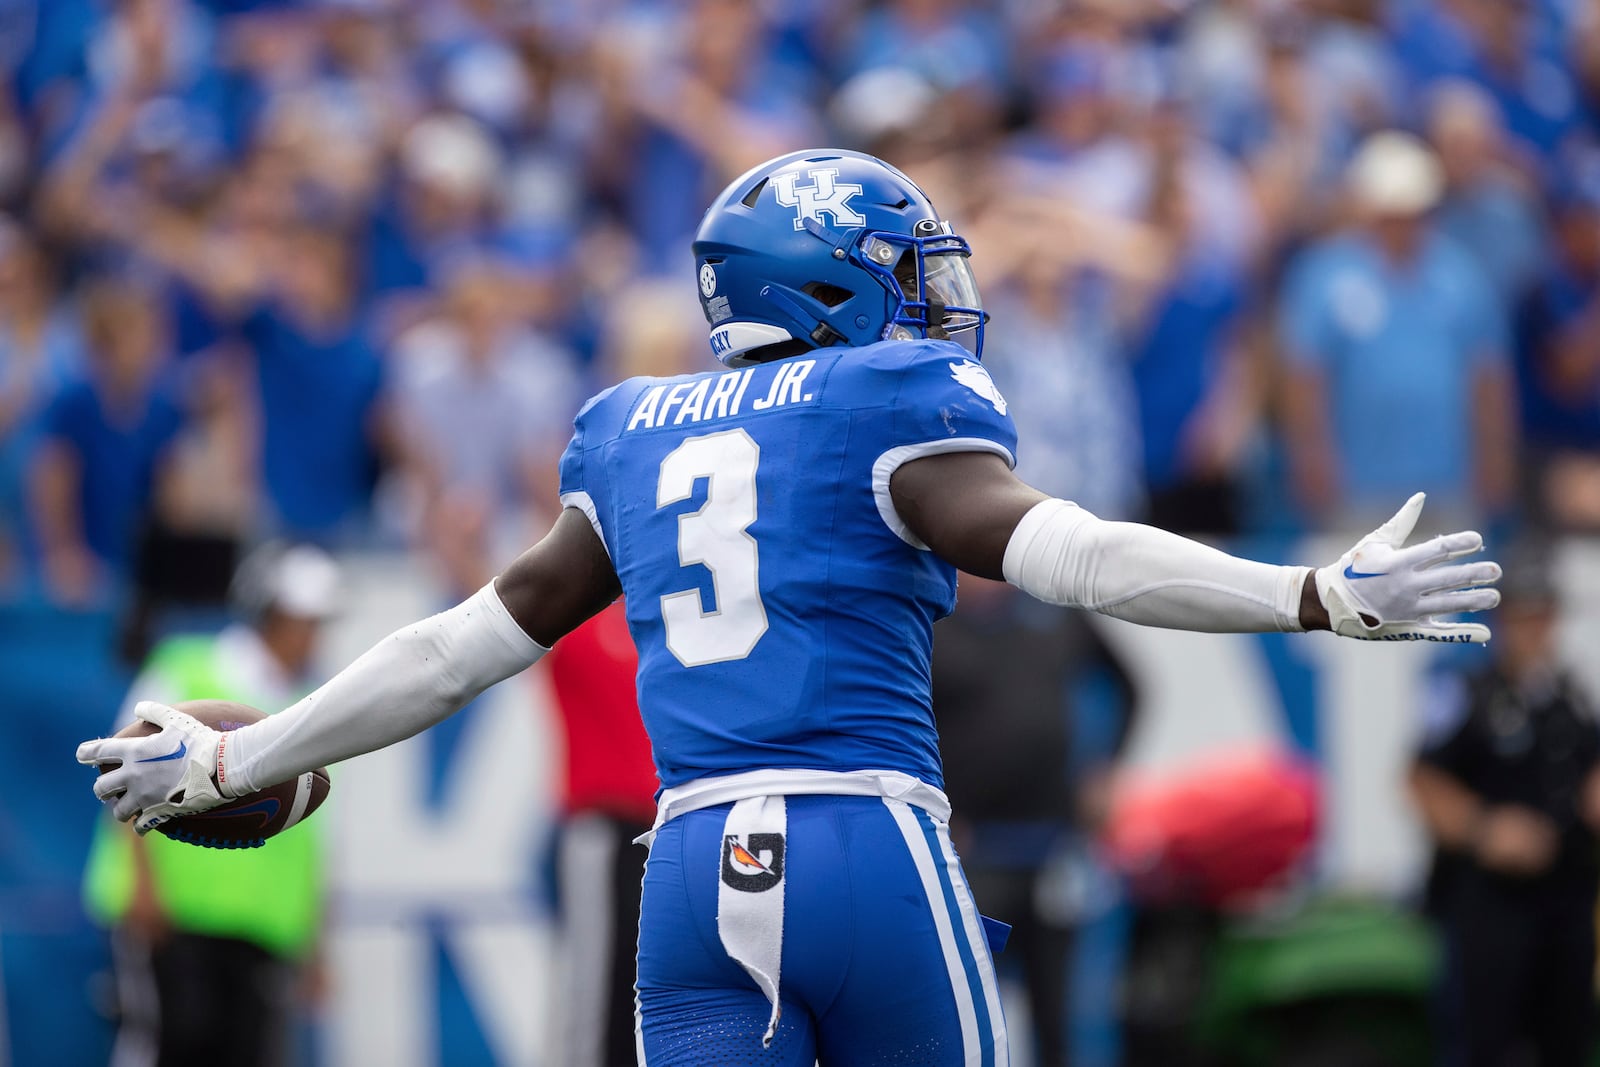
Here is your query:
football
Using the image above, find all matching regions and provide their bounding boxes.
[102,699,330,849]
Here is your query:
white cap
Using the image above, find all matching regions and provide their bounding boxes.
[828,68,939,145]
[400,114,502,199]
[1347,130,1445,217]
[271,545,343,619]
[234,543,343,621]
[441,42,532,128]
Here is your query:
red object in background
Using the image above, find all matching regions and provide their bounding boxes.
[542,601,659,824]
[1103,748,1320,909]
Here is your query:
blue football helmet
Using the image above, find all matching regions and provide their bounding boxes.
[691,149,987,367]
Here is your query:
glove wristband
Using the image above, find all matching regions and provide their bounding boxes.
[1315,569,1379,639]
[215,732,239,799]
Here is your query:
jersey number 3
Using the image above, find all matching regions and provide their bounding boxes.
[657,429,769,667]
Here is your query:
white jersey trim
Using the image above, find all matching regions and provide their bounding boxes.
[560,491,609,558]
[872,438,1016,550]
[640,768,952,847]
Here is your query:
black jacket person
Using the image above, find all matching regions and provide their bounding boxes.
[1410,555,1600,1067]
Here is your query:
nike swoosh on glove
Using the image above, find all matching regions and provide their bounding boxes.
[1314,493,1502,643]
[76,701,236,834]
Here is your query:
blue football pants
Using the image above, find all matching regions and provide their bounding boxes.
[635,794,1009,1065]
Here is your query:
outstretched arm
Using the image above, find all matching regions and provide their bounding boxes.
[79,508,621,830]
[891,452,1497,640]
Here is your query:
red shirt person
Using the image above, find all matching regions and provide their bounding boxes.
[541,600,657,1067]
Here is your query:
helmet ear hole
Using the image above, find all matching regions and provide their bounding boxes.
[802,282,853,308]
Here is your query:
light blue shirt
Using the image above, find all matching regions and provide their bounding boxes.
[984,278,1143,519]
[1279,230,1507,515]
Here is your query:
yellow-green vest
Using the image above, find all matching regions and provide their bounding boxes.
[82,635,324,959]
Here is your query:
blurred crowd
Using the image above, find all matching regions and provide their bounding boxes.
[3,0,1600,617]
[10,2,1600,1063]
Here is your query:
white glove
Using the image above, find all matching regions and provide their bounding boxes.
[76,701,237,834]
[1314,493,1501,643]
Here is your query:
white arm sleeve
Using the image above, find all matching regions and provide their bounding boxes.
[218,581,548,794]
[1002,499,1310,633]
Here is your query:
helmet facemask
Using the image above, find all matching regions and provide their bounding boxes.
[858,220,987,357]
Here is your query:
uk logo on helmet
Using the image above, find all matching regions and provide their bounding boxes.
[772,167,866,231]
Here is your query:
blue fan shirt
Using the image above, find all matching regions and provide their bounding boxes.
[558,339,1017,790]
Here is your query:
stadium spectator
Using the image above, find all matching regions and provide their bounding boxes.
[246,85,385,238]
[1237,17,1349,262]
[117,351,254,663]
[1409,550,1600,1067]
[30,276,184,605]
[1005,33,1138,216]
[1012,27,1261,274]
[0,80,30,208]
[515,282,698,1067]
[1514,167,1600,531]
[1278,130,1516,529]
[83,542,340,1067]
[289,3,415,172]
[1128,96,1260,535]
[1173,0,1274,158]
[243,224,384,544]
[35,73,152,253]
[1427,80,1546,308]
[1392,0,1580,171]
[81,0,216,104]
[1571,0,1600,127]
[1182,0,1399,178]
[364,112,503,302]
[838,0,1009,142]
[388,254,580,598]
[0,222,82,586]
[828,65,946,169]
[979,218,1148,521]
[1133,85,1263,279]
[591,0,819,273]
[482,27,591,258]
[1298,0,1404,139]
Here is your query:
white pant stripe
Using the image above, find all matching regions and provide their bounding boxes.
[933,819,1009,1066]
[883,797,984,1067]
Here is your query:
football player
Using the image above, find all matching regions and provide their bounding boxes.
[80,150,1501,1065]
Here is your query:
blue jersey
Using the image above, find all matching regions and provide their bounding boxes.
[557,339,1017,790]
